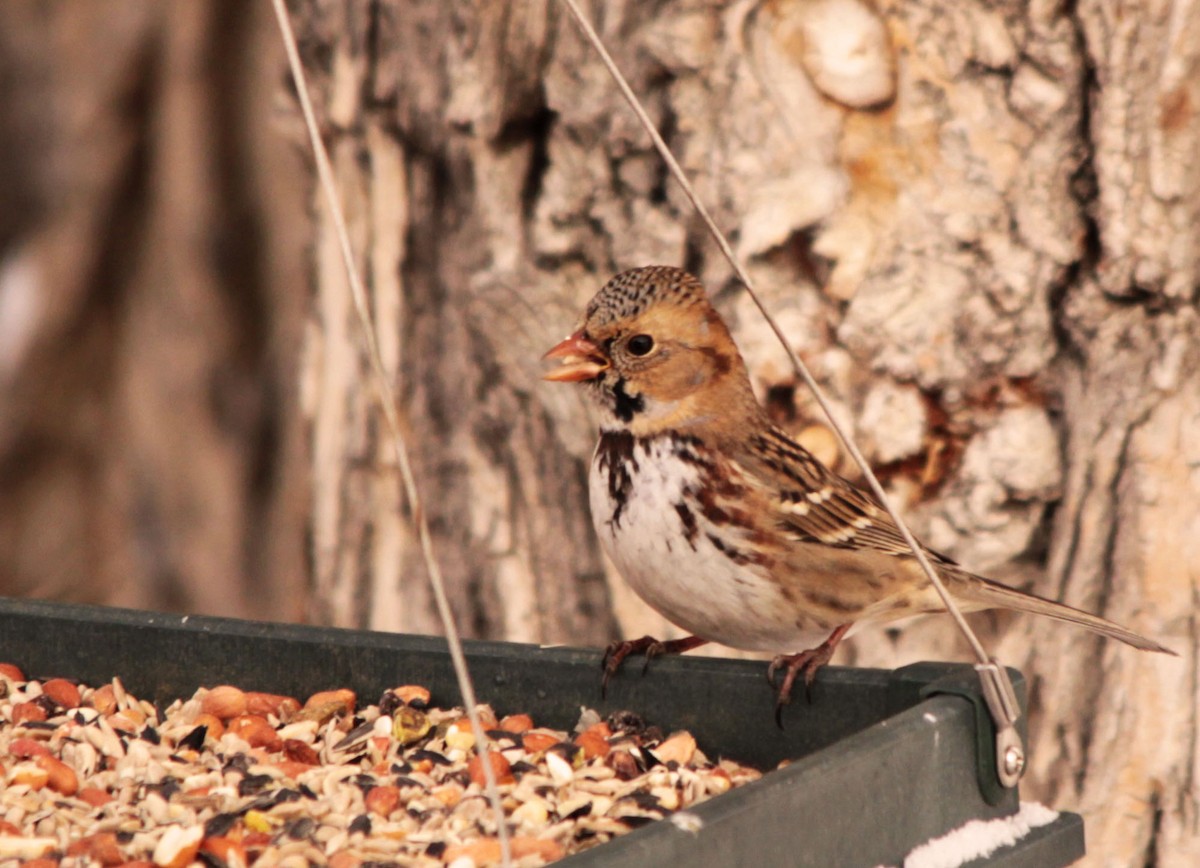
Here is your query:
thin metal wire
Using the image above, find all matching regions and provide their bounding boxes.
[269,1,513,860]
[558,0,998,671]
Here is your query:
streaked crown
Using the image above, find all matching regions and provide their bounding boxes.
[585,266,710,327]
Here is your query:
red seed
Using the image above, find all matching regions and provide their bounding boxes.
[79,786,114,807]
[67,831,123,865]
[8,738,52,759]
[242,831,272,849]
[499,713,534,733]
[90,683,118,715]
[12,701,47,724]
[282,738,319,765]
[575,730,611,759]
[227,714,282,752]
[445,837,565,863]
[245,691,299,719]
[190,713,225,741]
[468,751,514,787]
[273,760,316,780]
[200,836,247,867]
[365,784,401,817]
[304,689,355,715]
[42,677,82,709]
[37,754,79,795]
[200,685,247,721]
[521,729,560,752]
[583,721,613,739]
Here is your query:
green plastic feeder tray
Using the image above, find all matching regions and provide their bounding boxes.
[0,597,1083,866]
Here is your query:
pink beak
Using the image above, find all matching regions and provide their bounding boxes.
[542,330,610,382]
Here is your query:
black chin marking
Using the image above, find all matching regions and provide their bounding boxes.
[612,377,645,423]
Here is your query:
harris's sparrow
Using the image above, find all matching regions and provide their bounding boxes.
[544,266,1174,716]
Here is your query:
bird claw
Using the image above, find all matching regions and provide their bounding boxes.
[601,636,657,698]
[769,651,813,729]
[767,627,850,728]
[599,635,706,698]
[765,657,782,689]
[641,640,668,675]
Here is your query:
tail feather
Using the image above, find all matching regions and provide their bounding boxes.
[961,575,1176,656]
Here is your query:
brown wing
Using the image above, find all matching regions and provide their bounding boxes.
[738,426,959,566]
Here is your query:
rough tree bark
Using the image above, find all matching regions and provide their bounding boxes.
[293,1,1198,864]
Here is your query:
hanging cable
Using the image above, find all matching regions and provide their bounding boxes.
[269,1,516,858]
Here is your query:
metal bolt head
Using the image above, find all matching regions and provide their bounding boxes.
[1003,745,1026,777]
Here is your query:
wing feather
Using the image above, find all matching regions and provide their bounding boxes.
[740,427,957,564]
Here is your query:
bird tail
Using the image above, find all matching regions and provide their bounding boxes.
[959,575,1176,656]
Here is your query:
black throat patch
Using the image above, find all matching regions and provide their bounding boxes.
[611,377,645,423]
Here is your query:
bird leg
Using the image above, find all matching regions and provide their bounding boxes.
[601,635,708,697]
[767,624,852,727]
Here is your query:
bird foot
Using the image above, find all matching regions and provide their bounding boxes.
[767,624,851,728]
[601,635,707,697]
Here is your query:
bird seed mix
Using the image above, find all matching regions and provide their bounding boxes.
[0,663,761,867]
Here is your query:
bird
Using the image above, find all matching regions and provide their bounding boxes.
[543,265,1175,719]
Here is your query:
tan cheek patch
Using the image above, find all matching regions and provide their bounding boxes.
[643,347,715,401]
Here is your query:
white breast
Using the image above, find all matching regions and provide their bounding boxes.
[588,433,829,652]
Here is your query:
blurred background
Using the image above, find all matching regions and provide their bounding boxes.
[1,2,1197,864]
[0,2,309,620]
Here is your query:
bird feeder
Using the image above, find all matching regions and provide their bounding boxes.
[0,597,1083,866]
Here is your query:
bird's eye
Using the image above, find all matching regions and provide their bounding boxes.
[627,334,654,356]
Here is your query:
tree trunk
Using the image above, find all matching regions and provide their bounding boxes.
[293,1,1198,863]
[0,1,310,619]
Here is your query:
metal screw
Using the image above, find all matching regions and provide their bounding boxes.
[1003,745,1026,778]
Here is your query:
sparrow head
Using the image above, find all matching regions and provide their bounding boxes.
[543,266,762,435]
